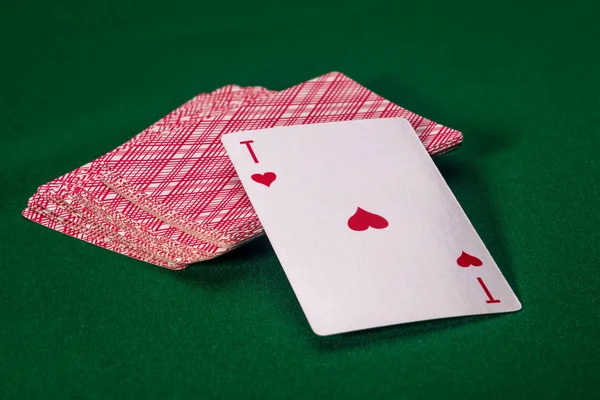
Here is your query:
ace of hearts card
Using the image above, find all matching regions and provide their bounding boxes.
[222,118,520,336]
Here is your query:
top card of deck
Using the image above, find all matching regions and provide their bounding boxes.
[222,118,520,336]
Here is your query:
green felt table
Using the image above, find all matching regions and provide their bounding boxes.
[2,0,600,398]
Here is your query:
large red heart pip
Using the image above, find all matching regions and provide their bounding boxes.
[251,172,277,187]
[456,251,483,267]
[347,207,389,231]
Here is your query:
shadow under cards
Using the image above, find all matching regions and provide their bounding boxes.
[309,312,508,351]
[171,235,275,288]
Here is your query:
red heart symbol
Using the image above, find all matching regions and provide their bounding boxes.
[251,172,276,187]
[347,207,389,231]
[456,251,483,268]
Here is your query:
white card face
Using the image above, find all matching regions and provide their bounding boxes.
[222,118,521,336]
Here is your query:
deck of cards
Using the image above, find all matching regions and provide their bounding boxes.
[23,72,520,335]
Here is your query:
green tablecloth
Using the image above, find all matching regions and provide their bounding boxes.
[2,0,599,398]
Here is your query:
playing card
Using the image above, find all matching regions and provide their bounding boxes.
[222,118,520,336]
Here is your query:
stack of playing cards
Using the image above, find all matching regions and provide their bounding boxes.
[24,72,521,334]
[23,72,463,270]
